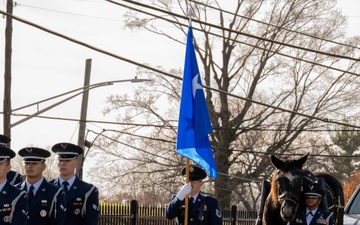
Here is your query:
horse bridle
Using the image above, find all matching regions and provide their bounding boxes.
[277,169,304,209]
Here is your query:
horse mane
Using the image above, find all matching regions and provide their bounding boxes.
[270,170,279,204]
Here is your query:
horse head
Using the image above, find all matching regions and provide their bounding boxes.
[269,153,308,223]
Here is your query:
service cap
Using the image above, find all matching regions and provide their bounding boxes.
[18,147,50,163]
[0,134,11,147]
[51,142,83,160]
[0,134,15,162]
[0,147,16,163]
[305,185,324,198]
[181,165,207,181]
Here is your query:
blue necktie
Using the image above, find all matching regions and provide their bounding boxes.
[28,185,35,203]
[63,181,69,193]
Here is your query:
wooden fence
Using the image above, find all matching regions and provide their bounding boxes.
[99,200,258,225]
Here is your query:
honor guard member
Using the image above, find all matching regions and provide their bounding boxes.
[0,134,23,185]
[292,185,334,225]
[50,142,99,225]
[17,147,66,225]
[166,165,222,225]
[0,144,28,225]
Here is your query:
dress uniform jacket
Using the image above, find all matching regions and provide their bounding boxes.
[0,181,27,225]
[166,193,222,225]
[292,208,334,225]
[6,170,23,186]
[50,176,100,225]
[17,179,66,225]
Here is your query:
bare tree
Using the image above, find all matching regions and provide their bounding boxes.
[88,0,360,209]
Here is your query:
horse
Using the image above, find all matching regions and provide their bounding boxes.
[258,154,344,225]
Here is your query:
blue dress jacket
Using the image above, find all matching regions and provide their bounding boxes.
[166,193,222,225]
[17,179,66,225]
[0,181,28,225]
[293,208,334,225]
[50,176,100,225]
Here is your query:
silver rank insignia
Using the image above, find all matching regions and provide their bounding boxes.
[216,209,222,218]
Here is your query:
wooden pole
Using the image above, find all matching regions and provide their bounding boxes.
[3,0,13,145]
[76,58,92,180]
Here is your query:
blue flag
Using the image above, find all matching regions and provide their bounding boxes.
[176,27,217,179]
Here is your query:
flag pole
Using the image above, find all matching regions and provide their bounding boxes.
[183,5,193,225]
[184,158,190,225]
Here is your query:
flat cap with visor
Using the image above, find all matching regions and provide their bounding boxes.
[18,147,51,163]
[304,185,324,198]
[51,142,83,160]
[0,134,15,162]
[181,165,207,181]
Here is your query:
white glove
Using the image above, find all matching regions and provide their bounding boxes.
[176,183,191,201]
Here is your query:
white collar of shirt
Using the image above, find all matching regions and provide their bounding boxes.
[307,208,317,215]
[189,193,200,203]
[59,175,76,188]
[26,178,44,193]
[0,179,6,192]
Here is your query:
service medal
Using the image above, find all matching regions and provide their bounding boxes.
[40,210,47,217]
[3,216,9,222]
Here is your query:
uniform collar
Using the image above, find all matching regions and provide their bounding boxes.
[26,177,44,193]
[189,193,200,203]
[59,175,76,187]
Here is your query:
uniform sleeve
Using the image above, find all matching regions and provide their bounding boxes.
[52,188,66,225]
[165,195,183,220]
[208,197,222,225]
[84,186,100,225]
[11,191,28,225]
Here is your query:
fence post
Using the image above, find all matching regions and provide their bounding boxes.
[130,200,138,225]
[231,205,237,225]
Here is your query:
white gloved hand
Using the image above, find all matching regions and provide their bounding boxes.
[176,183,191,201]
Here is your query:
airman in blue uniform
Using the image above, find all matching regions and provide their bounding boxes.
[17,147,66,225]
[50,142,99,225]
[166,165,222,225]
[292,185,334,225]
[0,134,24,186]
[0,141,28,225]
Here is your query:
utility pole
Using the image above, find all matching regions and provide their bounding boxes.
[3,0,13,147]
[77,58,92,180]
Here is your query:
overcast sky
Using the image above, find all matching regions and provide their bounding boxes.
[0,0,359,177]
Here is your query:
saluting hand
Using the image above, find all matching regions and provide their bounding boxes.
[176,183,191,200]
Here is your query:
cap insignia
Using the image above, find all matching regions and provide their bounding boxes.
[61,143,67,150]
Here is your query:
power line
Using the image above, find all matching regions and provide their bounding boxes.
[17,1,357,53]
[190,0,360,51]
[109,0,360,62]
[6,112,360,132]
[105,0,360,78]
[10,0,360,80]
[14,2,123,21]
[86,129,360,160]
